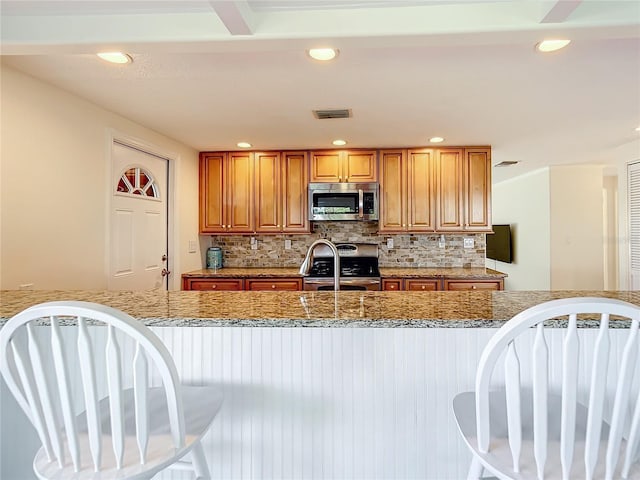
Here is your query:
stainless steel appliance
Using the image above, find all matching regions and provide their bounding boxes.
[308,182,379,221]
[302,242,381,291]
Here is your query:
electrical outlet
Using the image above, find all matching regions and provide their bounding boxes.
[251,242,258,250]
[438,234,446,248]
[386,237,394,249]
[250,237,256,245]
[284,239,292,250]
[188,240,197,253]
[463,237,475,249]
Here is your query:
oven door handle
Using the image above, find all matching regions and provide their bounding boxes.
[358,189,364,218]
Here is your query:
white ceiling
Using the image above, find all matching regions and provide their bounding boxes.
[1,0,639,183]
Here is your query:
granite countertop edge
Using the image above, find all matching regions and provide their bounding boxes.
[1,290,637,329]
[182,267,508,278]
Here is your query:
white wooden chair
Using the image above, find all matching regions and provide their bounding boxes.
[0,301,223,480]
[453,297,640,479]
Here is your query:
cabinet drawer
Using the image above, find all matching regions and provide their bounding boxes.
[405,279,440,291]
[382,279,403,291]
[444,280,502,291]
[246,278,302,291]
[183,278,244,291]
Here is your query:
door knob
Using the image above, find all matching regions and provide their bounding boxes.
[161,254,167,262]
[161,268,171,277]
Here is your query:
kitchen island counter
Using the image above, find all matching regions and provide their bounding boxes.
[1,289,636,328]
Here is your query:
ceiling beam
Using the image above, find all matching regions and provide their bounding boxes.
[539,0,582,23]
[210,1,254,35]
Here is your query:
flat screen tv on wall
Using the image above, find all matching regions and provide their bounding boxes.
[486,224,513,263]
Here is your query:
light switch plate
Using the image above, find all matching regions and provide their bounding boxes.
[188,240,197,253]
[463,237,475,249]
[386,238,394,249]
[285,239,292,250]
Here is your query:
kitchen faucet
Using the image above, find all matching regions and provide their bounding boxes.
[299,239,341,291]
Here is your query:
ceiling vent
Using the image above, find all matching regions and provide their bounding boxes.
[313,109,352,120]
[494,161,520,167]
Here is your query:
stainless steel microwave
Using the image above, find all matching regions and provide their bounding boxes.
[308,182,379,221]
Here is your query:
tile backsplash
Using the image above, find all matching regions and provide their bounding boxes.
[208,222,485,268]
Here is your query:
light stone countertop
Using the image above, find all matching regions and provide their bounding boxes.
[182,267,507,278]
[0,290,636,328]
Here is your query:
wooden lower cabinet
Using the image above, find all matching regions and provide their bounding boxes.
[182,278,244,291]
[405,279,440,291]
[444,279,503,291]
[383,277,504,291]
[183,276,302,291]
[245,278,302,291]
[381,278,403,291]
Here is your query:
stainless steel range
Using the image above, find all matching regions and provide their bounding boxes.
[302,242,381,291]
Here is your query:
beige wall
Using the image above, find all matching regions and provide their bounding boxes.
[488,169,551,290]
[0,64,202,290]
[549,165,605,290]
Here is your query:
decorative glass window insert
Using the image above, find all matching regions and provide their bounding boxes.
[116,167,159,198]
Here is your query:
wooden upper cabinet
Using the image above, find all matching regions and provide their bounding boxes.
[379,149,435,233]
[281,151,309,233]
[435,148,464,231]
[226,151,254,233]
[407,149,435,232]
[199,152,254,234]
[254,151,309,234]
[435,147,491,232]
[200,153,225,233]
[464,148,492,231]
[310,150,377,183]
[344,150,377,182]
[254,152,281,233]
[379,150,406,232]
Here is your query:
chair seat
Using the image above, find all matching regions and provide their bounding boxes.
[34,385,223,480]
[453,390,640,480]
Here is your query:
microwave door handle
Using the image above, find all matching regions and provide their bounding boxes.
[358,189,364,218]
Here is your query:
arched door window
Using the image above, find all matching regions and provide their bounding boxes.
[116,167,160,199]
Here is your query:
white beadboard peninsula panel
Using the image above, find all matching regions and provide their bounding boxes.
[1,327,637,480]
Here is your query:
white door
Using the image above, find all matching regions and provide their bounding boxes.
[109,141,169,290]
[628,161,640,289]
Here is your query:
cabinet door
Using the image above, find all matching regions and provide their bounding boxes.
[407,149,436,232]
[405,279,440,291]
[464,148,492,231]
[282,152,309,233]
[254,152,281,233]
[183,278,244,291]
[310,151,342,182]
[435,148,464,231]
[379,150,406,232]
[444,279,502,291]
[227,152,254,233]
[382,278,403,291]
[246,278,302,291]
[344,150,377,182]
[199,153,226,233]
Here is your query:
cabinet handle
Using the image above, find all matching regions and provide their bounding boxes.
[390,285,396,289]
[339,176,342,182]
[271,284,276,289]
[212,285,217,289]
[472,285,477,289]
[421,285,426,290]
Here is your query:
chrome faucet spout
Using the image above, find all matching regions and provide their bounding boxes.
[299,239,341,291]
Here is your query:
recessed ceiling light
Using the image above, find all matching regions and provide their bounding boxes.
[308,48,339,61]
[96,52,132,64]
[237,142,252,148]
[429,137,444,143]
[332,139,347,146]
[535,39,571,53]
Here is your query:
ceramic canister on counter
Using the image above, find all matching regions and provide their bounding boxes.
[206,247,223,269]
